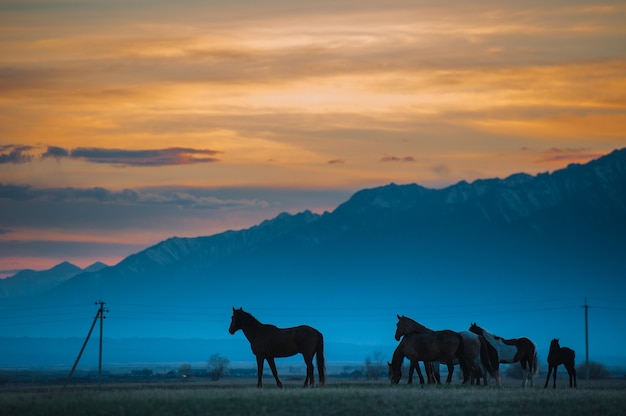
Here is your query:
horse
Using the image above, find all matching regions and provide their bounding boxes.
[544,338,577,389]
[228,307,326,388]
[469,323,538,388]
[396,315,489,385]
[388,329,469,384]
[394,315,440,384]
[478,333,502,387]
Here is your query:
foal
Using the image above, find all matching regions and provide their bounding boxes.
[544,338,577,389]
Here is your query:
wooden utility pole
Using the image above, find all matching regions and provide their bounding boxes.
[63,301,107,389]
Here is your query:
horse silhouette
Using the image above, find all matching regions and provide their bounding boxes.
[544,338,577,389]
[228,307,325,388]
[389,328,469,384]
[470,323,538,388]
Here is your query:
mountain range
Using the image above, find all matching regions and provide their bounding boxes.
[1,148,625,349]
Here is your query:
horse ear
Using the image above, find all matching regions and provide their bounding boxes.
[397,314,401,319]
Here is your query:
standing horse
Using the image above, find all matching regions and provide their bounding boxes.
[478,334,502,387]
[469,323,538,388]
[544,338,577,389]
[396,315,487,384]
[388,329,469,384]
[228,307,326,388]
[394,315,440,384]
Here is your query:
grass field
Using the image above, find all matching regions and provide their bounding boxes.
[2,379,625,416]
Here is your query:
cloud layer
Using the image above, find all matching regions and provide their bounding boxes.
[0,146,221,166]
[0,0,624,273]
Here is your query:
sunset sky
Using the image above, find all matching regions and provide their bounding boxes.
[1,0,625,277]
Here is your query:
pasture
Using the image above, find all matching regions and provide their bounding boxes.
[2,379,625,416]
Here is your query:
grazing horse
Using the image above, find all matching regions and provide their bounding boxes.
[388,330,469,384]
[469,323,538,388]
[544,338,577,389]
[228,307,326,388]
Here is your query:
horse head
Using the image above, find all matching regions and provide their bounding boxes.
[549,338,560,351]
[395,315,431,341]
[469,323,483,336]
[388,362,401,384]
[229,307,244,334]
[394,315,405,341]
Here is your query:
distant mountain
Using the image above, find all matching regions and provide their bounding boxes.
[0,261,82,298]
[84,262,108,274]
[2,148,625,340]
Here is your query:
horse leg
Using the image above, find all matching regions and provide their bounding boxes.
[445,361,454,384]
[407,361,413,384]
[544,365,553,389]
[520,361,527,388]
[426,362,440,384]
[406,360,415,384]
[552,364,558,389]
[256,356,264,388]
[303,354,314,388]
[414,361,425,385]
[266,357,283,388]
[433,362,441,384]
[566,364,577,388]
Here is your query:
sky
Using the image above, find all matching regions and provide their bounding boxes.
[1,0,626,278]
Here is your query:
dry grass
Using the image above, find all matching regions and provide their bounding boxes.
[1,379,625,416]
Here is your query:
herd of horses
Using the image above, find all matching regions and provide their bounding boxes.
[228,308,577,389]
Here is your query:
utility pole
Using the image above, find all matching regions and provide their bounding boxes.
[96,300,107,386]
[63,301,107,389]
[582,297,590,380]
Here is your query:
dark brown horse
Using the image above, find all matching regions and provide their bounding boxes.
[394,315,439,384]
[388,329,469,384]
[544,338,577,389]
[228,307,326,388]
[469,323,538,388]
[395,315,492,385]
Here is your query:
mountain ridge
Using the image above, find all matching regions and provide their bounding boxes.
[4,148,625,300]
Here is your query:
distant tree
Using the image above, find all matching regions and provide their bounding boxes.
[365,351,385,380]
[178,363,193,380]
[207,353,230,381]
[577,361,611,379]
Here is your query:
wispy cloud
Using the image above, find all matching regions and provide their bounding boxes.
[535,147,605,164]
[41,146,221,166]
[0,183,261,209]
[380,155,416,163]
[0,145,34,164]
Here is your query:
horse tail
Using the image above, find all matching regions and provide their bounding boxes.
[532,348,539,376]
[316,330,326,386]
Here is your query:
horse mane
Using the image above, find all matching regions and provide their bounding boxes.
[398,315,432,332]
[472,323,505,342]
[234,307,262,326]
